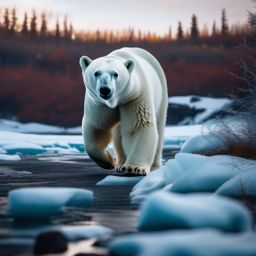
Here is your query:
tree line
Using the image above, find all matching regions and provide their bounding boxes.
[0,7,249,43]
[0,8,73,40]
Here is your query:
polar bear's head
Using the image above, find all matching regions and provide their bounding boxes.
[79,56,135,108]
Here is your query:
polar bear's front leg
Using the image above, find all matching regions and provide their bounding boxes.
[116,125,158,176]
[112,124,126,167]
[83,124,115,169]
[117,101,158,176]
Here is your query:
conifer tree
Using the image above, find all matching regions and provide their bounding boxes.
[177,21,183,40]
[21,12,29,36]
[190,14,199,39]
[138,29,142,41]
[40,13,47,37]
[10,8,17,34]
[202,23,209,37]
[212,20,217,36]
[221,8,229,36]
[4,8,9,33]
[30,10,37,37]
[168,25,172,41]
[96,29,100,41]
[249,11,256,34]
[69,23,73,39]
[55,18,60,38]
[0,9,2,30]
[63,16,69,39]
[128,27,134,41]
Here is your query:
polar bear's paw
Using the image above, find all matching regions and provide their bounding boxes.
[116,165,147,176]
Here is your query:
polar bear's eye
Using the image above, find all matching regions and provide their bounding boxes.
[112,72,118,79]
[94,71,101,77]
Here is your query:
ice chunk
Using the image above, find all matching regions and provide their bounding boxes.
[3,142,47,155]
[110,229,256,256]
[130,155,205,204]
[0,131,84,156]
[0,154,21,161]
[171,155,245,193]
[44,146,80,154]
[181,133,228,154]
[130,168,165,204]
[0,147,6,153]
[216,169,256,196]
[8,187,93,219]
[69,143,85,152]
[163,159,186,184]
[97,175,143,186]
[61,225,112,241]
[138,191,252,232]
[0,167,31,177]
[174,152,208,172]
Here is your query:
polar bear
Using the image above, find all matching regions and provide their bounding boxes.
[79,47,168,176]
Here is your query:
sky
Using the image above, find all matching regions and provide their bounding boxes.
[0,0,255,36]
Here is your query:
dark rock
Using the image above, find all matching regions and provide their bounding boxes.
[167,103,204,125]
[33,231,68,255]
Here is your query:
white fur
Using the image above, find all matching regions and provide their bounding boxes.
[79,47,168,175]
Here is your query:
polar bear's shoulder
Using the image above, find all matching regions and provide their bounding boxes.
[112,47,167,92]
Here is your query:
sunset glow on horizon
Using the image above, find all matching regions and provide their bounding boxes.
[0,0,254,36]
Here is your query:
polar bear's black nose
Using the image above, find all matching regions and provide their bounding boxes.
[100,87,111,98]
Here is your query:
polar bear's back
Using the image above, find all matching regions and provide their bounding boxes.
[123,47,167,92]
[109,47,167,91]
[108,47,168,113]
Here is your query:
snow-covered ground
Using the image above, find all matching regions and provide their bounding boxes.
[0,131,84,158]
[0,119,81,134]
[1,115,256,255]
[0,124,204,160]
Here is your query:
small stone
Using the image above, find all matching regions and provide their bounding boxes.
[33,231,68,255]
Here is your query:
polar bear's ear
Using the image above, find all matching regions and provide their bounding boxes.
[79,56,92,71]
[124,59,135,73]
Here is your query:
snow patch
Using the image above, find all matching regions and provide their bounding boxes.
[0,154,21,161]
[0,119,81,134]
[164,124,204,142]
[169,95,232,124]
[0,124,204,157]
[0,167,31,177]
[0,131,84,156]
[3,142,47,155]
